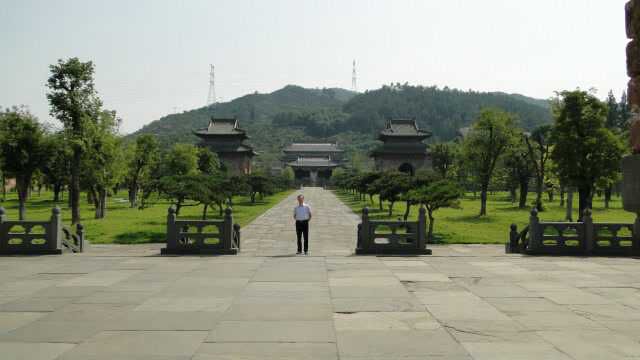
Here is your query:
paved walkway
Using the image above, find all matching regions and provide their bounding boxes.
[1,188,640,359]
[240,187,359,256]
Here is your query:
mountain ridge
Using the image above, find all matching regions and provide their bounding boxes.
[127,84,552,168]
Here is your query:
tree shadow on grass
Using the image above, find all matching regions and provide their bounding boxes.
[114,231,165,244]
[448,214,499,224]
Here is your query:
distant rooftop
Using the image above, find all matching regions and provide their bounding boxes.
[194,117,248,137]
[288,157,340,168]
[283,143,343,153]
[379,119,431,138]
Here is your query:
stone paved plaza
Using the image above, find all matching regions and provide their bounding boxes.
[2,188,640,359]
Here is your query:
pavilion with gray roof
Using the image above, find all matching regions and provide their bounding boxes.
[194,117,257,175]
[371,119,432,175]
[283,143,344,185]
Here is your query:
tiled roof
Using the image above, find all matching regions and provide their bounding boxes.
[195,118,247,136]
[287,157,340,168]
[283,143,343,153]
[380,119,431,137]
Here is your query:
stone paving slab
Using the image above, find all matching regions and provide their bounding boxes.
[1,188,640,359]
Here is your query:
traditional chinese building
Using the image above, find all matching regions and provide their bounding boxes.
[194,117,256,175]
[283,143,344,185]
[371,119,432,175]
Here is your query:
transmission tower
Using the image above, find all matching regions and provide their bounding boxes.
[207,64,216,106]
[352,60,357,92]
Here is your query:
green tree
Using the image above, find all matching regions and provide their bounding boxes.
[126,134,159,208]
[193,173,228,219]
[164,143,199,176]
[247,173,273,203]
[0,107,49,220]
[371,171,411,217]
[42,132,72,202]
[221,174,249,208]
[431,142,457,178]
[47,58,103,224]
[197,147,221,175]
[462,108,518,216]
[81,110,124,219]
[605,90,620,130]
[524,125,552,211]
[619,91,632,130]
[281,167,295,188]
[406,180,463,242]
[158,174,205,216]
[503,139,534,209]
[551,90,625,219]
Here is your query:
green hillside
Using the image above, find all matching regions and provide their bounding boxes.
[128,84,552,168]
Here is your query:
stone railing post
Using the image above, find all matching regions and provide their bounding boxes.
[633,214,640,255]
[417,206,427,249]
[507,224,519,253]
[361,207,370,251]
[583,208,594,255]
[527,208,540,252]
[0,207,6,252]
[166,206,177,250]
[76,223,84,252]
[50,207,62,252]
[233,223,241,250]
[223,208,233,251]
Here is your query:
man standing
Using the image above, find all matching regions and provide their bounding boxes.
[293,194,312,255]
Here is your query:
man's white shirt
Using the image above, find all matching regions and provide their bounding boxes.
[294,203,312,221]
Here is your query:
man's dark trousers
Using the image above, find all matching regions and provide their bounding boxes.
[296,220,309,252]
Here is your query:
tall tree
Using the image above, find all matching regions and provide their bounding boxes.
[504,138,534,209]
[524,125,552,211]
[164,143,199,176]
[551,90,625,219]
[0,107,49,220]
[125,134,159,208]
[47,58,103,224]
[605,90,620,130]
[42,132,72,202]
[431,142,457,179]
[619,91,632,130]
[81,110,123,219]
[462,108,518,216]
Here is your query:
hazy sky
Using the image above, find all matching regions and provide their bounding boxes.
[0,0,631,134]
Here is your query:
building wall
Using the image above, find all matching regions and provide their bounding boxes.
[282,151,343,162]
[220,153,253,175]
[374,154,432,175]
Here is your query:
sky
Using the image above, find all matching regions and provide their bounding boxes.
[0,0,631,134]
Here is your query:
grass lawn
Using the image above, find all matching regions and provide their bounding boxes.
[0,189,294,244]
[335,190,636,244]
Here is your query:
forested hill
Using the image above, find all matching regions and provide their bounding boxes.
[130,85,356,144]
[128,84,552,167]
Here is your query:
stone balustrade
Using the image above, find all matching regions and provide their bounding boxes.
[162,206,240,255]
[356,206,431,255]
[508,208,640,256]
[0,207,84,255]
